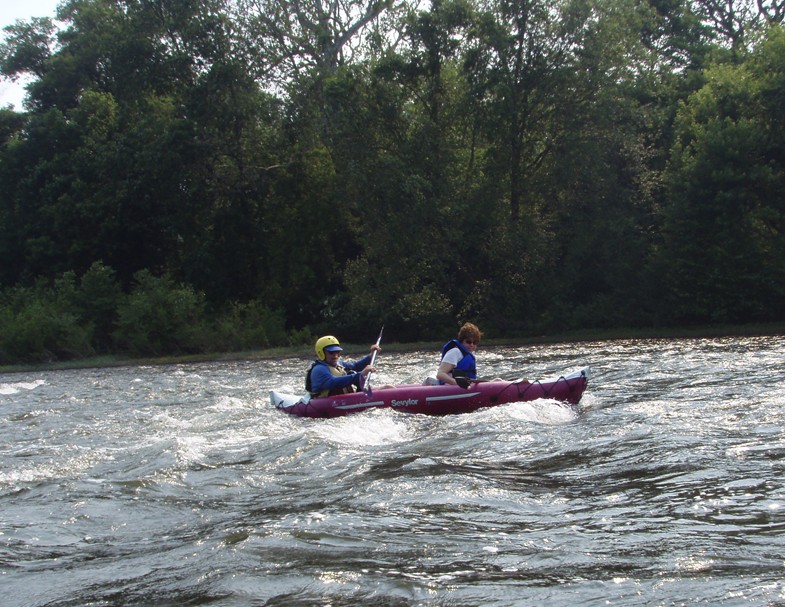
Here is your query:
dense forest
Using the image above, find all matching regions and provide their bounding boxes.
[1,0,784,364]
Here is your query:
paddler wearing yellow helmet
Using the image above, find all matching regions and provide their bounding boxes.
[306,335,382,397]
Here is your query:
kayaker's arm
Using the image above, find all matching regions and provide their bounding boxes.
[344,354,373,373]
[310,364,360,393]
[436,361,459,386]
[310,357,377,394]
[343,355,377,378]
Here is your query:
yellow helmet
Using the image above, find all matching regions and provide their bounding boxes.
[315,335,343,361]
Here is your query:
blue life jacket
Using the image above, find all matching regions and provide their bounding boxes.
[440,339,477,381]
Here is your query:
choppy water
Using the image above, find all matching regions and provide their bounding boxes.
[1,336,784,606]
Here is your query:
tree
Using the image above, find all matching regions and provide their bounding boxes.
[113,270,209,355]
[689,0,785,52]
[235,0,397,87]
[660,29,785,323]
[463,0,606,222]
[757,0,785,23]
[0,17,56,84]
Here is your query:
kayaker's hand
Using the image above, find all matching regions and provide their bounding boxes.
[455,376,471,389]
[362,366,377,377]
[370,344,381,354]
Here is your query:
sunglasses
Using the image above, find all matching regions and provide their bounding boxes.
[463,339,478,345]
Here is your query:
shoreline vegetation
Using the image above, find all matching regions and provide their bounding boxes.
[3,5,785,378]
[2,321,783,375]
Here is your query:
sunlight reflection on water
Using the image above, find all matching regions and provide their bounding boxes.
[1,335,785,606]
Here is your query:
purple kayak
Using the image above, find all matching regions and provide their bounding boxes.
[270,367,589,418]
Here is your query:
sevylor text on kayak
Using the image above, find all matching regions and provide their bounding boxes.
[270,367,590,418]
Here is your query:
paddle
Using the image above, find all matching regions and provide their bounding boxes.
[363,325,384,394]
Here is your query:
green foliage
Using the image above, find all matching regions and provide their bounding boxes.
[339,253,455,341]
[0,281,94,364]
[212,301,288,352]
[0,264,304,364]
[113,270,210,356]
[0,17,55,79]
[2,0,785,366]
[78,261,123,352]
[661,31,785,323]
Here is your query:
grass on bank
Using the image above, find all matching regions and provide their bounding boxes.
[2,321,784,375]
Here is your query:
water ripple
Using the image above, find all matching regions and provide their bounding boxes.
[2,336,785,606]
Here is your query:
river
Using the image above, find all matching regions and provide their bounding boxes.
[1,336,784,606]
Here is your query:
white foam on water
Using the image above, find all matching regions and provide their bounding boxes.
[310,411,413,446]
[0,379,46,395]
[496,400,580,425]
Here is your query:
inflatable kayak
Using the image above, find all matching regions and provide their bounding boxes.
[270,367,589,418]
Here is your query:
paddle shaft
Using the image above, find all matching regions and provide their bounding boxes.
[364,325,384,389]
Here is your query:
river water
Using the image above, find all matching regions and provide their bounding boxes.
[1,336,784,606]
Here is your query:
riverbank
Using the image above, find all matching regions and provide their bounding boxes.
[2,321,784,374]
